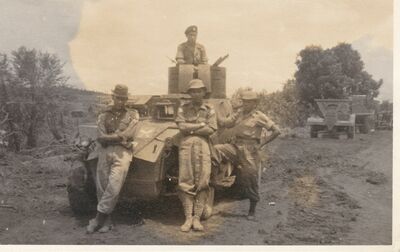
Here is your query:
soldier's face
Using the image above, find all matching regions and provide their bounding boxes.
[242,100,257,112]
[112,95,128,109]
[186,32,197,44]
[188,88,206,102]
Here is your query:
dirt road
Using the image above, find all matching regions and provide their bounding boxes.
[0,130,392,245]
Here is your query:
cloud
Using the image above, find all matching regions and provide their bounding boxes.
[353,35,393,101]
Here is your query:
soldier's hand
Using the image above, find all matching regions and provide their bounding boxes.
[98,135,121,143]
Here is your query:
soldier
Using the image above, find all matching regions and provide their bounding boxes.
[175,79,217,232]
[176,25,208,65]
[215,90,280,220]
[86,84,139,234]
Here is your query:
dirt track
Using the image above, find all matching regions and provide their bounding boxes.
[0,130,392,245]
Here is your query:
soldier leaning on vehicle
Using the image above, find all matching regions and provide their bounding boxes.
[176,25,208,66]
[86,84,139,234]
[175,79,217,232]
[214,90,281,220]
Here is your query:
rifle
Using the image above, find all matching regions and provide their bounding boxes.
[166,56,177,64]
[212,54,229,67]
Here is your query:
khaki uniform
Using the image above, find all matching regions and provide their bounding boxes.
[176,42,208,65]
[215,109,276,202]
[96,107,139,214]
[175,102,217,195]
[175,101,217,230]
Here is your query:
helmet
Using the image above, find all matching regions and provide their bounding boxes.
[187,79,205,92]
[241,90,258,100]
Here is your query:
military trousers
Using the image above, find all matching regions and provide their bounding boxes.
[178,136,211,196]
[214,140,261,202]
[96,145,133,214]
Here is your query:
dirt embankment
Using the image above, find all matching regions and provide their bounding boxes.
[0,130,392,245]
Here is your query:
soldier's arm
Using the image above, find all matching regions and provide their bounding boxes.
[116,110,139,142]
[176,44,185,64]
[193,108,217,136]
[175,106,205,134]
[218,109,240,128]
[200,45,208,64]
[256,112,281,148]
[97,113,122,144]
[262,124,280,146]
[177,122,206,134]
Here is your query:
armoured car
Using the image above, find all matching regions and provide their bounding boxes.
[67,58,236,219]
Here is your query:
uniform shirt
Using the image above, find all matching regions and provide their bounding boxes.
[219,109,276,140]
[97,107,139,149]
[175,102,217,134]
[176,42,208,65]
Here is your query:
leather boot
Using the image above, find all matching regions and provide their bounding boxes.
[179,193,194,232]
[98,215,113,233]
[247,200,257,221]
[87,211,108,234]
[192,191,207,231]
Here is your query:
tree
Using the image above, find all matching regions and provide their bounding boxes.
[294,43,382,106]
[0,54,23,151]
[10,47,69,148]
[258,80,310,128]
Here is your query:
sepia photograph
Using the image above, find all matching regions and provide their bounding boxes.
[0,0,397,250]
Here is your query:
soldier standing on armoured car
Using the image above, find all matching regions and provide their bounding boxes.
[86,84,139,234]
[175,79,217,232]
[176,25,208,65]
[215,90,280,220]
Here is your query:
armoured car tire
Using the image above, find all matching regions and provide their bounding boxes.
[360,116,372,134]
[310,126,318,138]
[202,187,215,220]
[67,162,97,214]
[347,126,355,139]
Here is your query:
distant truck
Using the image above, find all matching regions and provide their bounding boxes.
[375,110,393,130]
[306,95,376,139]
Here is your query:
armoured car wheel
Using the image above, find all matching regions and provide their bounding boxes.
[347,126,355,139]
[360,116,372,134]
[310,126,318,138]
[67,161,97,214]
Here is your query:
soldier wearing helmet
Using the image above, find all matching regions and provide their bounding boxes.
[86,84,139,234]
[215,90,281,220]
[175,79,217,232]
[176,25,208,65]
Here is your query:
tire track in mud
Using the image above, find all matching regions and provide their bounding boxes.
[262,138,366,245]
[263,166,361,244]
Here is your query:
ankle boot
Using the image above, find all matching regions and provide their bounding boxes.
[247,200,257,220]
[87,211,108,234]
[179,193,194,232]
[98,215,113,233]
[192,191,206,231]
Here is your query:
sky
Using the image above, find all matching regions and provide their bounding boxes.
[0,0,394,101]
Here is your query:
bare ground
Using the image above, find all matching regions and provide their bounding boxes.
[0,130,392,245]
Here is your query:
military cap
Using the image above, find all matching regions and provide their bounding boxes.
[185,25,198,35]
[241,90,259,100]
[111,84,129,98]
[187,79,205,91]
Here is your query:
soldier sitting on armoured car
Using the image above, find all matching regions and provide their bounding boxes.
[176,25,208,66]
[214,90,281,220]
